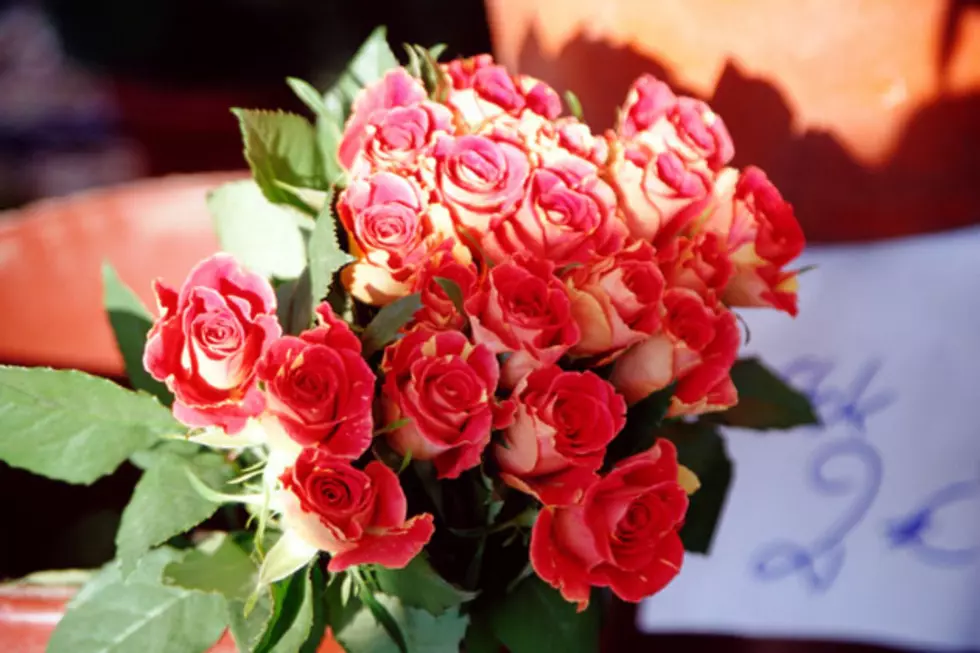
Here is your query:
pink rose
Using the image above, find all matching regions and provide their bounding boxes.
[408,241,480,332]
[280,448,434,571]
[496,366,626,505]
[349,101,455,177]
[517,75,562,120]
[338,171,459,305]
[433,133,531,234]
[256,304,375,457]
[610,288,739,416]
[657,232,733,299]
[530,441,688,609]
[381,329,513,479]
[443,55,562,129]
[143,253,281,433]
[564,240,665,360]
[338,69,428,170]
[465,254,580,387]
[703,166,806,316]
[555,119,610,167]
[482,154,628,266]
[445,54,495,89]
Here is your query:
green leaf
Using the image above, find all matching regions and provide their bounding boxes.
[163,533,257,602]
[287,77,328,116]
[325,27,398,120]
[373,555,478,616]
[102,263,171,405]
[563,90,583,121]
[428,43,448,61]
[602,383,676,470]
[253,566,315,653]
[47,548,227,653]
[0,366,178,484]
[299,566,330,653]
[714,358,819,430]
[488,576,599,653]
[361,293,423,357]
[433,277,465,318]
[663,422,733,554]
[308,191,354,305]
[233,108,326,211]
[209,180,310,280]
[286,77,346,187]
[335,594,468,653]
[116,451,234,573]
[464,612,500,653]
[276,269,316,336]
[228,594,273,653]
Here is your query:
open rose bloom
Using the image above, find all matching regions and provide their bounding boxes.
[8,30,815,653]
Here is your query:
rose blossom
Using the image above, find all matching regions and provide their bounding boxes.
[381,329,513,479]
[610,287,739,416]
[482,154,628,266]
[338,68,427,170]
[348,100,455,177]
[338,170,461,305]
[465,254,580,387]
[496,366,627,505]
[256,303,374,457]
[703,166,805,316]
[530,440,688,609]
[433,132,531,234]
[443,55,562,129]
[564,239,665,361]
[408,241,480,332]
[280,448,434,572]
[143,253,280,434]
[555,119,610,167]
[657,232,733,299]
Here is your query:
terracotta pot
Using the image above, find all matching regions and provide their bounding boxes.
[484,0,980,242]
[0,172,245,377]
[0,583,344,652]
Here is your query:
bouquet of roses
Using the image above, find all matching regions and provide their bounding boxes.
[0,28,816,653]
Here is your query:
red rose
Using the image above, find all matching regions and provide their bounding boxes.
[256,304,375,457]
[703,166,805,316]
[530,440,688,609]
[408,241,480,332]
[349,101,455,177]
[338,68,428,170]
[143,253,281,434]
[496,366,626,505]
[610,288,739,416]
[465,254,580,387]
[381,329,512,479]
[482,154,628,267]
[657,232,733,299]
[280,448,434,572]
[445,54,495,89]
[433,133,531,234]
[564,239,665,361]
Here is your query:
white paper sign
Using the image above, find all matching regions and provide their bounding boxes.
[638,227,980,651]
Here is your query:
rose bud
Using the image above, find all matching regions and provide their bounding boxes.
[348,101,455,177]
[143,253,281,434]
[381,329,513,480]
[444,54,496,89]
[517,75,563,120]
[496,366,627,505]
[433,132,531,235]
[564,240,665,361]
[465,254,580,387]
[445,62,525,129]
[657,232,733,299]
[555,119,610,167]
[530,440,689,609]
[256,303,375,458]
[338,171,464,305]
[610,140,715,244]
[703,166,806,316]
[610,288,740,416]
[618,74,734,172]
[408,241,480,332]
[482,154,628,267]
[338,68,428,170]
[280,448,434,572]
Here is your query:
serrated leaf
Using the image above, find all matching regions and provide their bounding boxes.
[47,548,227,653]
[208,180,310,280]
[228,595,273,653]
[662,422,733,554]
[335,594,468,653]
[253,565,315,653]
[715,358,820,430]
[361,293,423,357]
[116,451,234,573]
[488,576,599,653]
[102,263,171,405]
[373,555,478,616]
[0,366,178,484]
[233,108,326,211]
[308,192,354,305]
[602,383,676,470]
[163,533,257,602]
